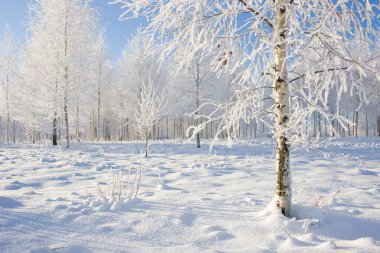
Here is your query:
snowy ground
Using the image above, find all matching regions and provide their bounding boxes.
[0,138,379,253]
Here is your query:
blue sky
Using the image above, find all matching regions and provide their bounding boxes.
[0,0,143,63]
[1,1,378,63]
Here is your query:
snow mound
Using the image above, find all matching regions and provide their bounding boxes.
[0,196,23,208]
[92,163,110,172]
[68,196,141,213]
[30,245,93,253]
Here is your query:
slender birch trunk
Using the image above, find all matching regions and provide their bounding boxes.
[32,106,36,144]
[145,131,148,157]
[346,109,350,136]
[126,118,129,140]
[196,64,201,148]
[63,89,69,147]
[365,111,368,137]
[354,95,359,137]
[12,119,16,143]
[63,12,70,148]
[173,119,176,139]
[76,102,80,142]
[52,81,58,146]
[97,52,102,142]
[190,60,202,147]
[6,70,10,143]
[52,113,58,145]
[274,0,291,217]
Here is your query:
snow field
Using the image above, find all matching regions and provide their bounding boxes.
[0,138,379,252]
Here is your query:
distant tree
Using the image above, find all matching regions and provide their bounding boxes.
[25,0,99,147]
[118,31,166,140]
[184,54,214,148]
[134,79,165,157]
[92,32,112,141]
[0,26,19,143]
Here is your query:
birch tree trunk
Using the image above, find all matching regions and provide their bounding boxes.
[365,111,368,137]
[76,103,80,142]
[32,106,36,144]
[346,109,350,136]
[52,82,58,146]
[196,66,201,148]
[52,113,58,145]
[97,54,102,142]
[6,70,10,143]
[173,119,176,139]
[354,95,359,137]
[274,0,291,217]
[126,118,129,140]
[145,131,148,157]
[32,126,35,144]
[12,119,16,143]
[63,13,70,148]
[64,87,70,148]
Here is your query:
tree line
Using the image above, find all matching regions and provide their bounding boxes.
[0,0,379,150]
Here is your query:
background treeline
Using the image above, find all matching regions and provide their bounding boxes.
[0,0,379,146]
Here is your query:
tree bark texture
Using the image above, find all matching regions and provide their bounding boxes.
[274,0,291,217]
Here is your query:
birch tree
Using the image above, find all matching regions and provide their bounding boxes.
[92,32,111,141]
[186,55,213,148]
[26,0,98,147]
[0,26,19,143]
[118,32,151,117]
[134,79,165,157]
[114,0,379,216]
[118,31,164,140]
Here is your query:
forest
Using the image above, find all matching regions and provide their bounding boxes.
[0,0,379,147]
[0,0,379,252]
